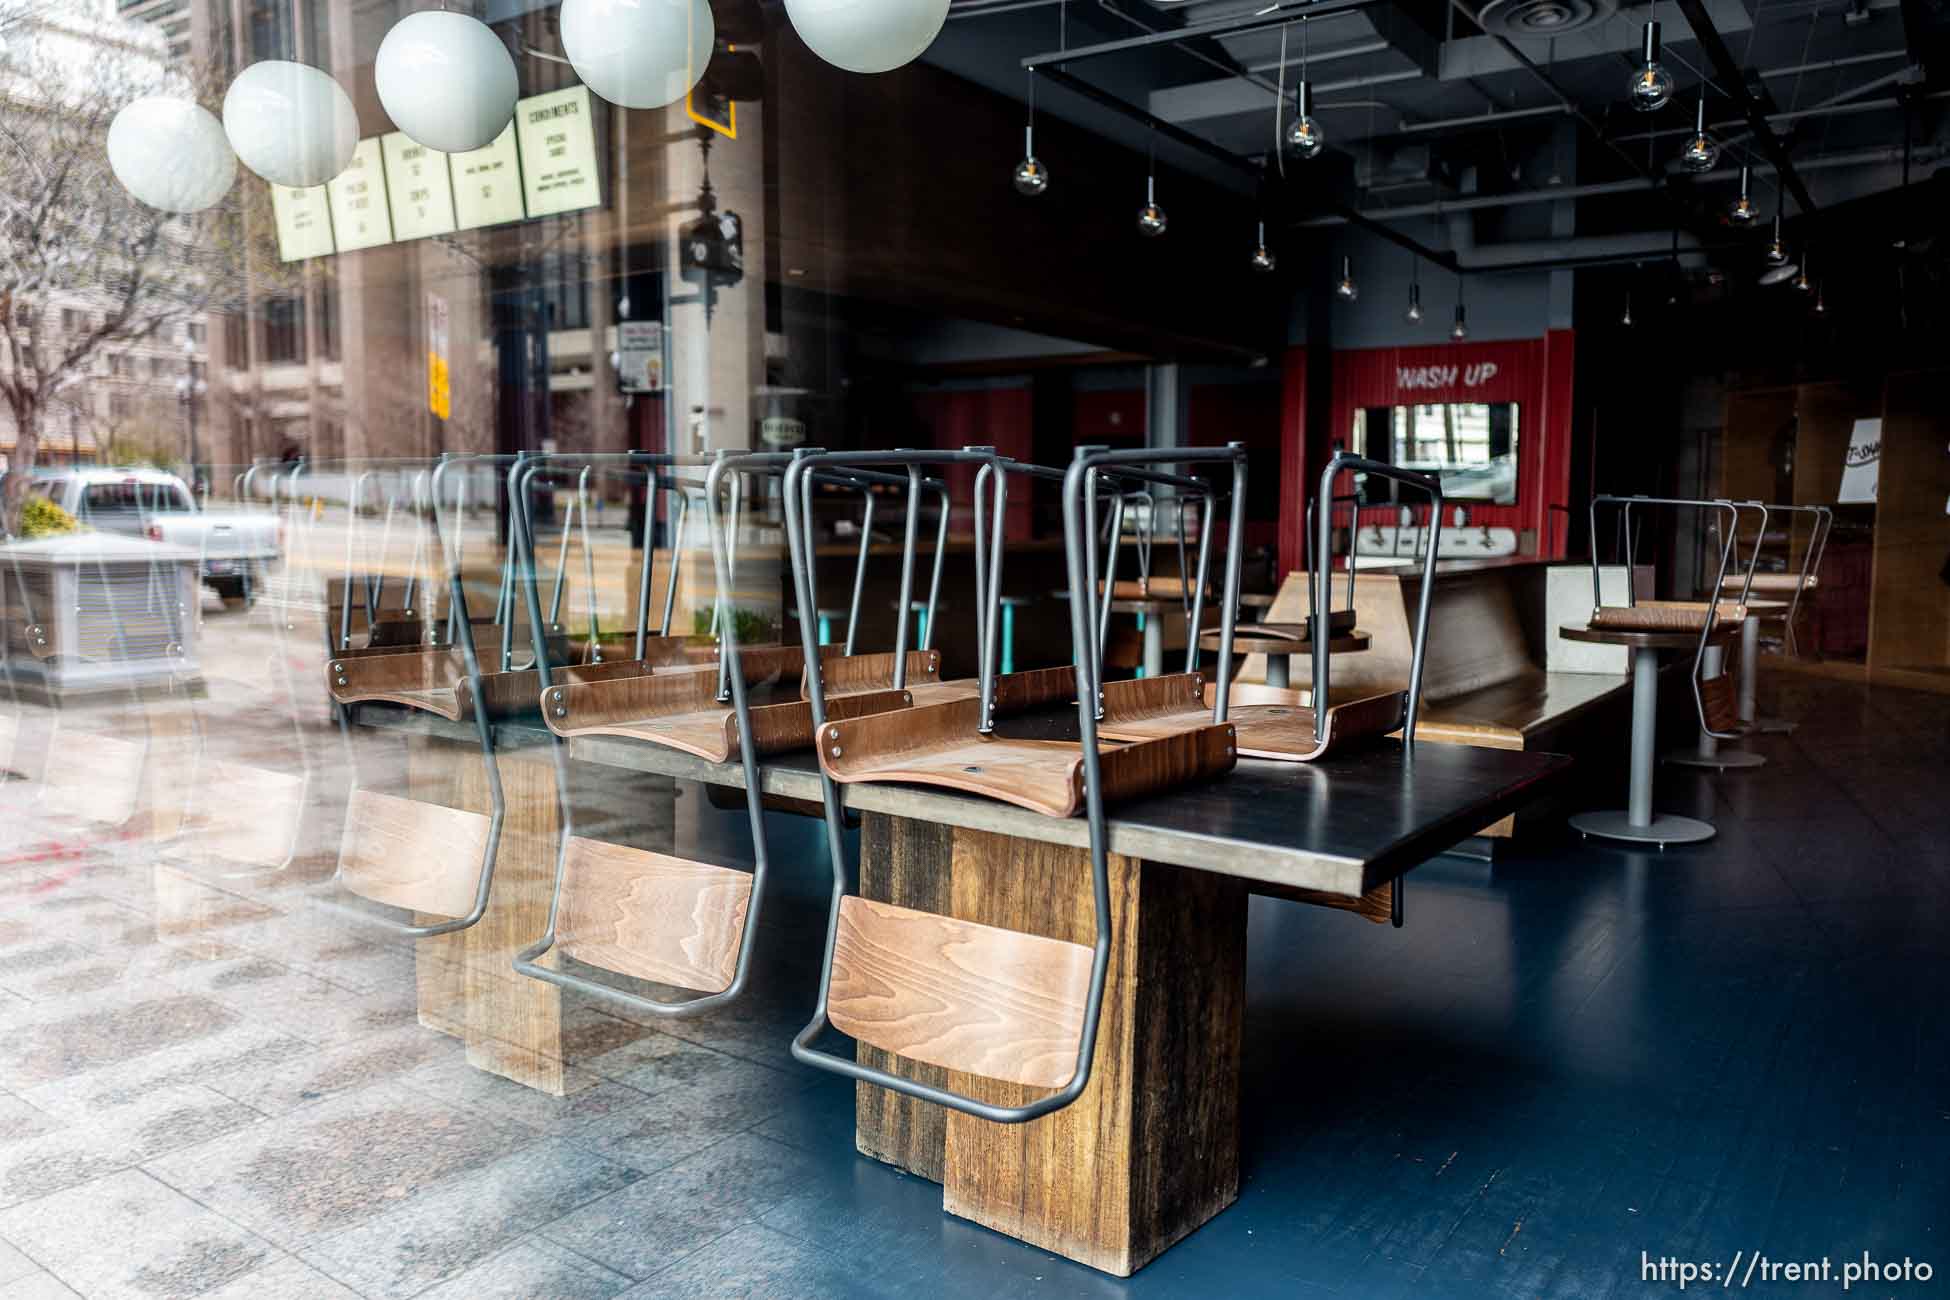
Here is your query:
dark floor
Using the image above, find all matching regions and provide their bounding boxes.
[0,669,1943,1298]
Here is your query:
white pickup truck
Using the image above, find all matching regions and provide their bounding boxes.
[32,468,282,603]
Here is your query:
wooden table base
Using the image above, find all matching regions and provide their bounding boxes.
[855,811,1248,1276]
[405,736,675,1095]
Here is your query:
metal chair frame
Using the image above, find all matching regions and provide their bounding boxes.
[328,453,506,938]
[1589,494,1745,741]
[1311,453,1445,748]
[783,444,1247,1126]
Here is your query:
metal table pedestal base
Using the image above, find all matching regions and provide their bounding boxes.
[1570,809,1717,847]
[1666,747,1767,771]
[1574,644,1720,848]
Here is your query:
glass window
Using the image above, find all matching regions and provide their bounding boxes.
[82,480,192,513]
[263,296,306,364]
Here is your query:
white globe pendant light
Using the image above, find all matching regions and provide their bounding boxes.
[107,96,236,213]
[375,10,518,153]
[223,60,359,189]
[562,0,713,110]
[785,0,951,74]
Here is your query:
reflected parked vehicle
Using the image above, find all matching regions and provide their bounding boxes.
[31,468,282,604]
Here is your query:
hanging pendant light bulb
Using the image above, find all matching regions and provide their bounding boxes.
[1680,94,1720,172]
[1012,71,1049,196]
[1334,255,1358,301]
[1764,211,1790,265]
[1251,221,1277,273]
[1812,281,1826,314]
[1284,20,1324,159]
[1451,278,1469,339]
[1727,165,1758,224]
[1285,80,1324,159]
[1629,20,1675,112]
[1137,173,1167,237]
[1622,290,1634,327]
[1405,281,1424,323]
[1792,250,1814,293]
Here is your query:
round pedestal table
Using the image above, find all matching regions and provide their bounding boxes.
[1561,622,1740,847]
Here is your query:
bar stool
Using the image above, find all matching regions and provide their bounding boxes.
[999,594,1032,675]
[1667,499,1768,772]
[1568,495,1747,847]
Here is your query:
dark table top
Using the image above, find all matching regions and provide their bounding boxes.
[354,698,1570,899]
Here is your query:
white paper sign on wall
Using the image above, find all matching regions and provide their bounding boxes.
[1837,417,1881,504]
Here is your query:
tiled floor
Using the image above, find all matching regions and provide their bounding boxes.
[0,620,1944,1297]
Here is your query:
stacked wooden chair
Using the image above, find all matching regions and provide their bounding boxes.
[1099,452,1444,763]
[330,455,506,938]
[784,446,1248,1123]
[1585,494,1749,742]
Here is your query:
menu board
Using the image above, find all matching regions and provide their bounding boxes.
[451,123,526,232]
[270,184,334,261]
[516,86,601,218]
[326,138,394,252]
[273,88,602,260]
[381,133,458,241]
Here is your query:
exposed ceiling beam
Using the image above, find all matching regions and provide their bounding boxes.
[1035,63,1460,270]
[1021,0,1383,69]
[1670,0,1820,214]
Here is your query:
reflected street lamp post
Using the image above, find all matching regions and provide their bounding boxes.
[175,347,207,498]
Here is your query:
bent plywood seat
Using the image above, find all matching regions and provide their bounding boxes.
[1590,600,1747,631]
[569,630,719,666]
[1699,665,1742,735]
[337,788,493,918]
[39,727,147,828]
[827,896,1093,1088]
[1720,573,1817,597]
[804,647,981,709]
[546,668,912,762]
[552,837,755,995]
[326,650,653,721]
[176,760,308,870]
[651,642,806,686]
[1097,673,1407,763]
[817,679,1236,819]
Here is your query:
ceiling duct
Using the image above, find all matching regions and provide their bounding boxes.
[1474,0,1619,38]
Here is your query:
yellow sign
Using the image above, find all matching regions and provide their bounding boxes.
[516,85,602,217]
[326,138,393,251]
[427,292,450,420]
[451,122,526,231]
[428,352,451,420]
[381,132,458,240]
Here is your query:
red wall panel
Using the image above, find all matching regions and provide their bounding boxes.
[1278,332,1575,571]
[906,386,1034,538]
